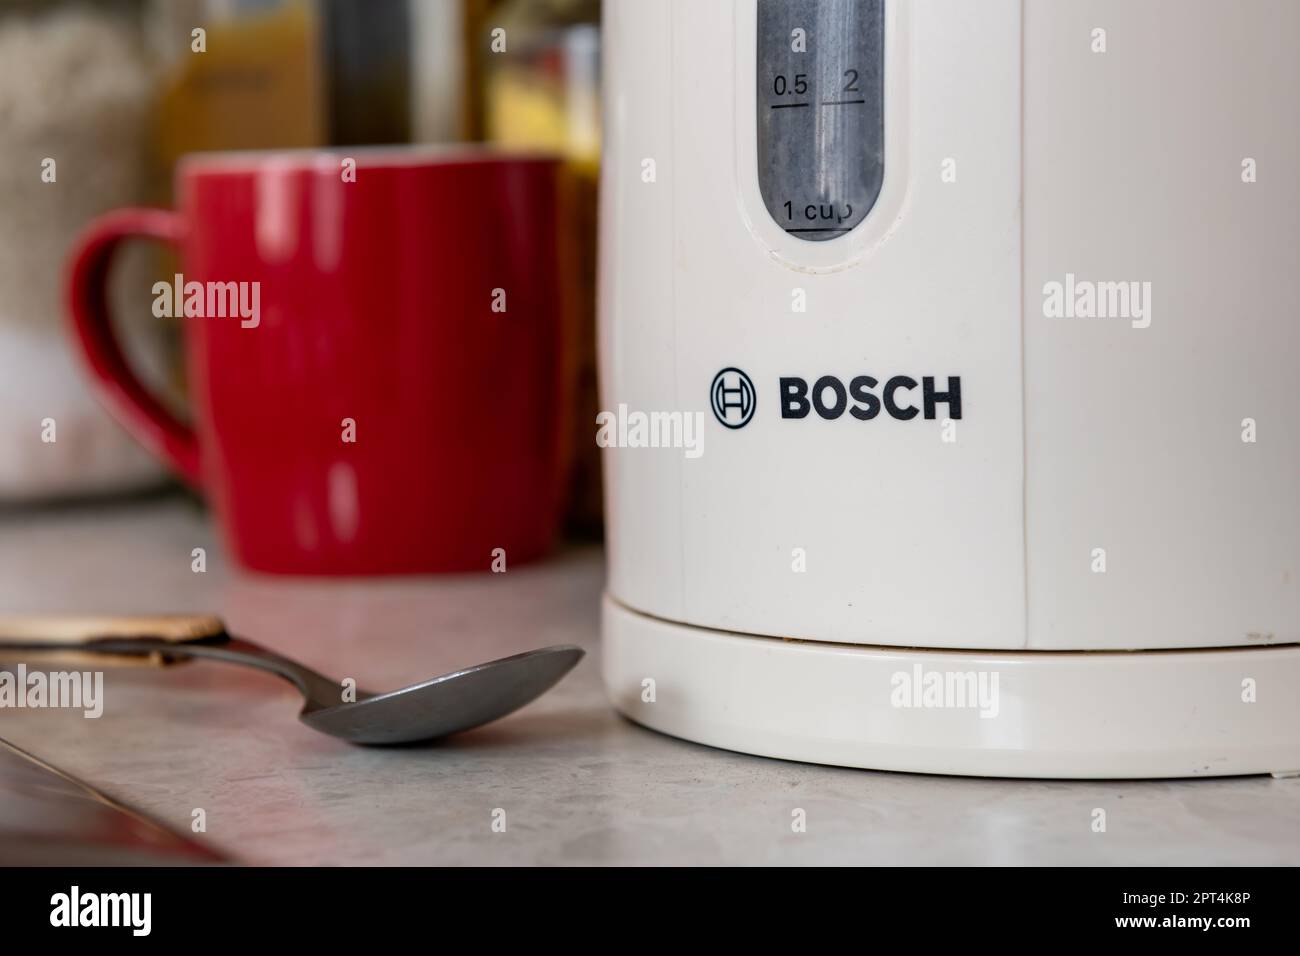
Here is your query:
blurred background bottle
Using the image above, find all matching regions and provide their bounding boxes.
[477,0,603,536]
[0,0,165,501]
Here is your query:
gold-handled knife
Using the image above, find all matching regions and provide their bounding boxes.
[0,614,225,667]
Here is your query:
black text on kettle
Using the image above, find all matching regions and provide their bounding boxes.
[779,375,962,421]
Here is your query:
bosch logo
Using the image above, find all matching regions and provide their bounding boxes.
[710,368,757,428]
[711,369,964,428]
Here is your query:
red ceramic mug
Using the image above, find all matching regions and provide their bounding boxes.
[66,148,570,575]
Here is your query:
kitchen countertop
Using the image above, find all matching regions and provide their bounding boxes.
[1,494,1297,866]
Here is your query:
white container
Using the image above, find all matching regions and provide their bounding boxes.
[598,0,1300,777]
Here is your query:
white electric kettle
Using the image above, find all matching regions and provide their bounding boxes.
[597,0,1300,777]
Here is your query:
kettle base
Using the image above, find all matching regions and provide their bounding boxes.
[602,595,1300,779]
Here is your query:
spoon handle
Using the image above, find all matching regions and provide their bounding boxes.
[0,614,226,667]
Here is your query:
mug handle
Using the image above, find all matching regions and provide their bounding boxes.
[65,208,202,487]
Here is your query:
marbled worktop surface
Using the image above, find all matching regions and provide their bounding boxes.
[1,496,1296,865]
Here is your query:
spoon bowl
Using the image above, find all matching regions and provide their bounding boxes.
[299,645,585,744]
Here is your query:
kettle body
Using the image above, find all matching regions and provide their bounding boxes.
[598,0,1300,776]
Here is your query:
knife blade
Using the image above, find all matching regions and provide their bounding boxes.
[0,737,228,865]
